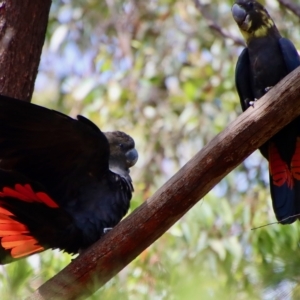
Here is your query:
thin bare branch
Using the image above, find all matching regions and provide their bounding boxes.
[193,0,245,46]
[27,66,300,300]
[278,0,300,19]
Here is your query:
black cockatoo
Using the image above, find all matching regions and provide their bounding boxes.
[0,95,138,264]
[232,0,300,224]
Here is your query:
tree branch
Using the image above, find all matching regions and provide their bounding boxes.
[27,66,300,300]
[0,0,51,101]
[278,0,300,19]
[193,0,245,47]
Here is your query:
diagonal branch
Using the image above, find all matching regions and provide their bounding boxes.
[278,0,300,19]
[193,0,245,46]
[27,66,300,300]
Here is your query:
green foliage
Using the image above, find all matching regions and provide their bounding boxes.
[2,0,300,299]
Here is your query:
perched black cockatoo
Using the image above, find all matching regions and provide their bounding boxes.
[232,0,300,224]
[0,95,138,264]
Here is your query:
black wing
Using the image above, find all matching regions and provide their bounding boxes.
[0,95,110,200]
[235,48,254,111]
[279,37,300,72]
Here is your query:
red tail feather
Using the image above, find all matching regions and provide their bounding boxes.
[0,183,58,258]
[10,239,44,258]
[0,184,59,207]
[269,143,293,188]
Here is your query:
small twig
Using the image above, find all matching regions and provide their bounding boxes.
[278,0,300,19]
[193,0,245,47]
[251,214,300,230]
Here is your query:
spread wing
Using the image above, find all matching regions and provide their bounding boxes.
[0,95,110,200]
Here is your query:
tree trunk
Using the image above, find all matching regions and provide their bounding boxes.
[0,0,51,101]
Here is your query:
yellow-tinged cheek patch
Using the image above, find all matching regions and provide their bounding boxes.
[239,11,275,43]
[261,10,274,27]
[240,25,270,43]
[253,26,268,38]
[253,11,274,37]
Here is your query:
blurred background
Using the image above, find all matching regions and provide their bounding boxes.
[1,0,300,299]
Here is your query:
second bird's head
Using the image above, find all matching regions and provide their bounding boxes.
[232,0,277,43]
[105,131,138,177]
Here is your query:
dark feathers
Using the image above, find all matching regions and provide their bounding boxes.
[232,0,300,223]
[0,95,138,263]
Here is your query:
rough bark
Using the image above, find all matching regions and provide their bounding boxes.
[27,67,300,300]
[0,0,51,101]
